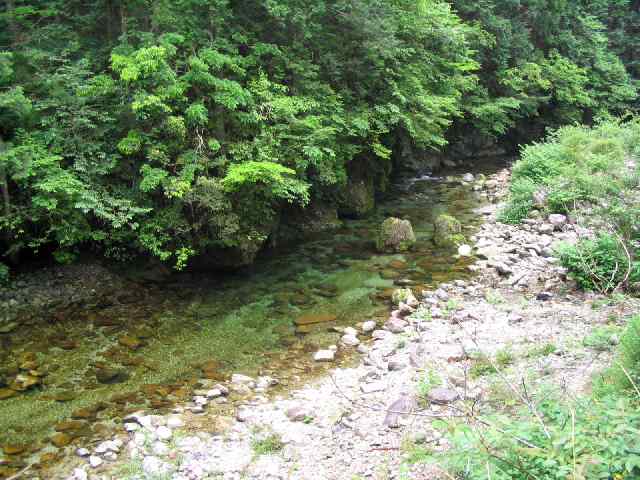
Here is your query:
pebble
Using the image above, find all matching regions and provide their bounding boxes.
[361,320,377,333]
[385,318,407,333]
[71,468,88,480]
[88,455,103,468]
[313,349,335,362]
[428,388,460,404]
[156,426,172,441]
[286,406,308,422]
[76,448,90,457]
[360,382,386,394]
[142,456,169,476]
[166,415,184,429]
[341,334,360,347]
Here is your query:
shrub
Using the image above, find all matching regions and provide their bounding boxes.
[500,120,636,223]
[251,433,284,455]
[497,177,537,224]
[437,395,640,479]
[596,315,640,397]
[557,234,640,292]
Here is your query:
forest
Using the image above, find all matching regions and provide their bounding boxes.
[0,0,639,275]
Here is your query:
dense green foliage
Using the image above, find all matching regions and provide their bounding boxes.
[500,120,640,292]
[441,394,640,479]
[1,1,638,269]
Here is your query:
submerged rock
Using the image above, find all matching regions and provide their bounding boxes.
[95,367,128,384]
[376,218,416,253]
[294,313,337,326]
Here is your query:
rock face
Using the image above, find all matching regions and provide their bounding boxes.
[276,203,343,243]
[433,214,464,248]
[376,218,416,253]
[338,172,375,219]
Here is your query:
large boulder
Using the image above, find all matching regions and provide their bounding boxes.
[276,203,342,243]
[433,214,464,248]
[376,218,416,253]
[338,178,375,218]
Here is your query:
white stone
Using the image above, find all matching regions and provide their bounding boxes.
[343,327,358,337]
[88,455,103,468]
[256,376,277,389]
[313,349,335,362]
[371,330,389,340]
[341,334,360,347]
[124,422,140,432]
[458,244,472,257]
[142,456,170,476]
[103,451,118,461]
[361,320,376,333]
[152,441,170,456]
[462,173,475,182]
[384,318,408,333]
[360,382,386,394]
[231,373,255,385]
[193,395,208,406]
[156,426,172,441]
[548,214,567,229]
[133,432,147,446]
[236,409,251,422]
[71,468,88,480]
[76,447,90,457]
[167,415,184,429]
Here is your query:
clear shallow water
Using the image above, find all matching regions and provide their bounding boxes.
[0,163,502,477]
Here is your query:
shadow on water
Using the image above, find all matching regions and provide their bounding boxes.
[0,158,507,477]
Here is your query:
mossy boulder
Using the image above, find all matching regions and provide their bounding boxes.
[433,214,464,247]
[376,218,416,253]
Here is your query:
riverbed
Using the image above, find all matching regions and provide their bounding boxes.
[0,162,503,478]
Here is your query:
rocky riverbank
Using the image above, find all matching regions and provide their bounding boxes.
[51,166,639,480]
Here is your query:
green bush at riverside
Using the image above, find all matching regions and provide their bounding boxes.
[499,120,640,293]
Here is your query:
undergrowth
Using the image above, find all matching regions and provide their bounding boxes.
[499,119,640,293]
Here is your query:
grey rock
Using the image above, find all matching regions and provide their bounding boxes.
[360,382,386,394]
[548,214,567,230]
[385,318,408,333]
[428,388,460,404]
[536,291,554,301]
[387,359,405,371]
[286,406,308,422]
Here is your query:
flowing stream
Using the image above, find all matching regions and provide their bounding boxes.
[0,161,503,477]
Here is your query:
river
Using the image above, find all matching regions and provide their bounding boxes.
[0,161,503,477]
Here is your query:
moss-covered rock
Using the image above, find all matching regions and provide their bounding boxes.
[433,214,464,247]
[391,288,417,306]
[376,218,416,253]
